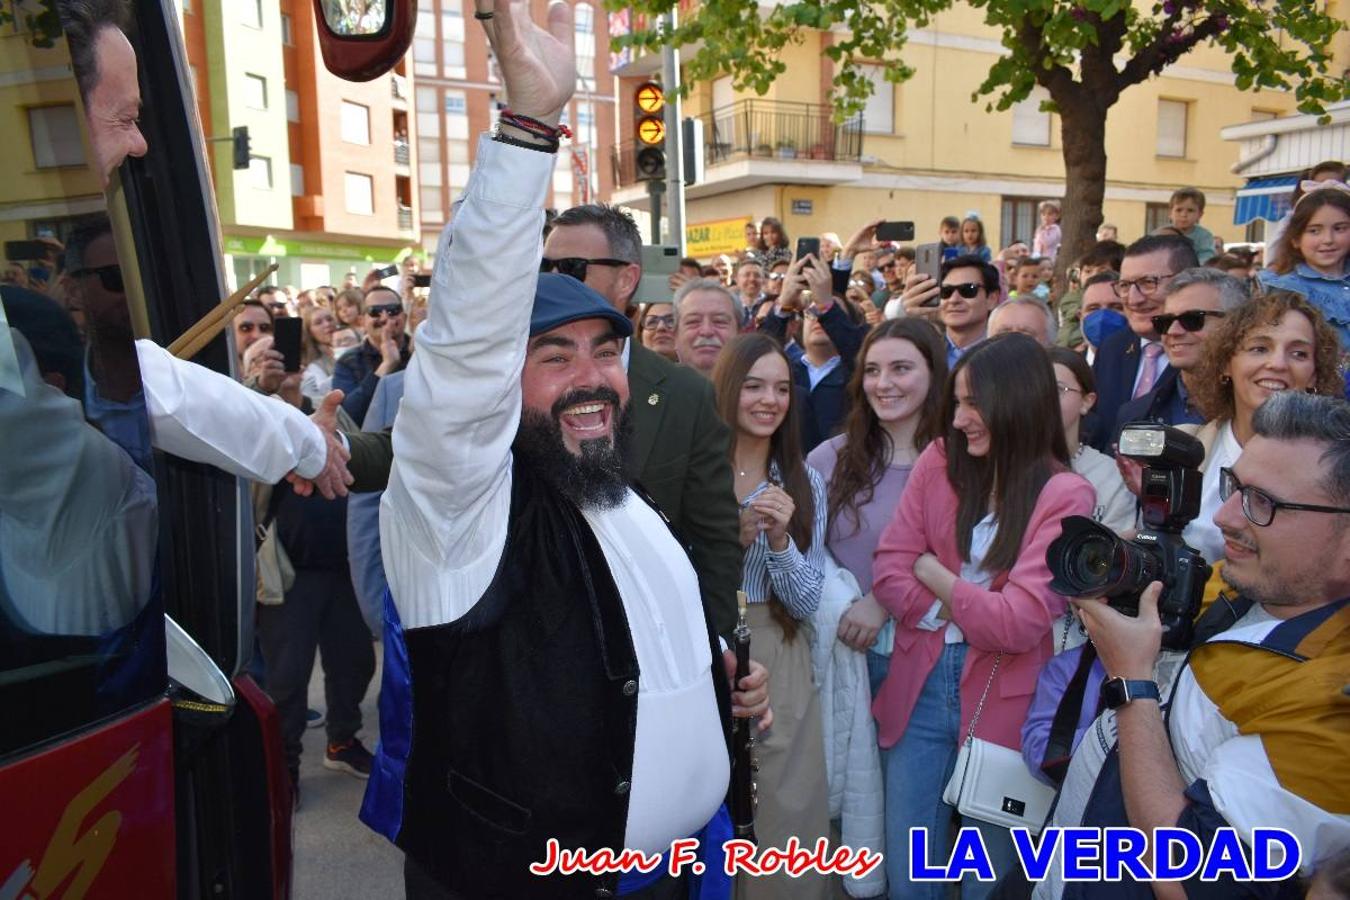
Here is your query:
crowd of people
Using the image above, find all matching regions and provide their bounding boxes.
[216,147,1347,897]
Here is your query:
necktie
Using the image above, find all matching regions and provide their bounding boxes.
[1133,342,1164,400]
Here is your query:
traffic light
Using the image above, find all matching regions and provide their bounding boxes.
[633,81,666,182]
[232,126,251,170]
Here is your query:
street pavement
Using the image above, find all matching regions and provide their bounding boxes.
[294,644,404,898]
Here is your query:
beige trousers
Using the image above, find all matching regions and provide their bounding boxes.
[734,603,834,900]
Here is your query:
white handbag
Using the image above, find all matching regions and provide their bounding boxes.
[941,653,1056,834]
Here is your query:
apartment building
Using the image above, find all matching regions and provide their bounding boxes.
[411,0,619,254]
[182,0,419,289]
[610,3,1349,257]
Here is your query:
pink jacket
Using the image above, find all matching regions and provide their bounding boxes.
[871,441,1094,751]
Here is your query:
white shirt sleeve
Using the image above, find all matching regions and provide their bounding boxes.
[136,339,327,482]
[380,135,553,631]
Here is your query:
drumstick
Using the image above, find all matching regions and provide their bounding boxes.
[169,264,279,359]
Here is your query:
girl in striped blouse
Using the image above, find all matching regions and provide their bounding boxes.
[712,333,832,900]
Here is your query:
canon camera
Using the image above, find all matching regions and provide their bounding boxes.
[1047,423,1211,649]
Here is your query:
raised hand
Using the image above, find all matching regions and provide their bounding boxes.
[286,390,353,500]
[901,271,942,322]
[477,0,576,126]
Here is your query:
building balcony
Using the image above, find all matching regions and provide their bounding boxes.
[611,99,865,204]
[394,139,410,166]
[391,73,409,104]
[397,204,414,232]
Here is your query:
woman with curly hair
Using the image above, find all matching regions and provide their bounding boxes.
[806,318,947,696]
[1178,289,1344,563]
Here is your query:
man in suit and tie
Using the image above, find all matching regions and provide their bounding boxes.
[1087,235,1199,451]
[339,204,744,638]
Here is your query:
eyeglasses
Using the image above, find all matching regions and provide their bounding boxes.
[1152,309,1226,334]
[366,303,403,319]
[1055,383,1082,396]
[70,264,124,293]
[642,314,675,331]
[540,257,630,282]
[939,282,983,300]
[236,321,273,335]
[1113,274,1175,299]
[1218,467,1350,527]
[881,262,899,270]
[767,273,785,282]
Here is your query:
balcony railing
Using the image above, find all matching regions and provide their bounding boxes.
[701,100,863,164]
[391,73,409,102]
[393,139,410,166]
[397,204,413,231]
[612,99,864,189]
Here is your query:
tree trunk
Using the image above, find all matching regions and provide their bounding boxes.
[1053,93,1110,294]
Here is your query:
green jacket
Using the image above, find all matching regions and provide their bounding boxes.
[344,342,744,638]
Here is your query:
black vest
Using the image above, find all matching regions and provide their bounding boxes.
[396,462,734,899]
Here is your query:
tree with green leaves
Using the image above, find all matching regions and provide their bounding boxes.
[614,0,1348,275]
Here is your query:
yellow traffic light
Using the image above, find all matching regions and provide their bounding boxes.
[637,116,666,146]
[635,82,665,115]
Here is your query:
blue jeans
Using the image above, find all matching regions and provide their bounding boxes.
[883,643,1016,900]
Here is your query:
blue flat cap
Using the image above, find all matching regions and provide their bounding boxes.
[531,272,634,339]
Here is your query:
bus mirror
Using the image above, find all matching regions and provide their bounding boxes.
[167,614,236,760]
[313,0,417,82]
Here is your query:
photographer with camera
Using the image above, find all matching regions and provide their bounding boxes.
[1027,393,1350,899]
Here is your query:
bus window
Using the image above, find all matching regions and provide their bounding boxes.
[0,2,163,761]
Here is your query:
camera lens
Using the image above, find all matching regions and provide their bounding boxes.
[1047,515,1162,602]
[1070,534,1116,586]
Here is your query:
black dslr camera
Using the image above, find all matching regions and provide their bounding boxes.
[1047,423,1211,649]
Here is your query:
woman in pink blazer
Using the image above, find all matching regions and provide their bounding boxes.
[871,334,1095,900]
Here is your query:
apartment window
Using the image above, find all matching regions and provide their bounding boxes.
[857,65,894,135]
[416,86,440,139]
[1011,87,1051,147]
[442,12,466,79]
[345,172,374,215]
[249,155,273,190]
[420,186,443,219]
[285,89,300,123]
[574,3,596,83]
[1145,202,1171,235]
[280,13,292,45]
[413,37,436,77]
[244,0,262,28]
[340,101,371,144]
[28,105,85,168]
[445,89,469,140]
[244,73,268,110]
[1156,99,1188,158]
[290,163,304,197]
[1000,196,1052,247]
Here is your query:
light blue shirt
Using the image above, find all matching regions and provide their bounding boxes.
[946,333,985,370]
[802,354,842,391]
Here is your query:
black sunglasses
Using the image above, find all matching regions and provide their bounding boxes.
[1219,467,1350,527]
[1152,310,1225,334]
[939,282,982,300]
[70,263,124,293]
[366,303,403,318]
[540,257,630,282]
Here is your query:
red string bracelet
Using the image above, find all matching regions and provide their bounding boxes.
[499,108,573,142]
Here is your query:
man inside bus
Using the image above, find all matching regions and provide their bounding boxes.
[60,0,148,189]
[351,3,768,896]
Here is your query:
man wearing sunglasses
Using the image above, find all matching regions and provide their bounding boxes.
[333,285,408,426]
[1111,268,1249,442]
[1087,235,1200,452]
[935,254,1000,369]
[1040,391,1350,900]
